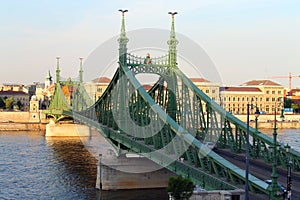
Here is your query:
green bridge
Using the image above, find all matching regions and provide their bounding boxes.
[44,10,300,200]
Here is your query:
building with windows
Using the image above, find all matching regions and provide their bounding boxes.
[84,77,111,101]
[220,80,284,114]
[190,78,220,104]
[0,90,30,111]
[0,84,24,92]
[285,88,300,113]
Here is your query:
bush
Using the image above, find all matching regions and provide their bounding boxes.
[167,175,194,200]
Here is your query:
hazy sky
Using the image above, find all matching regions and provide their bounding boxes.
[0,0,299,88]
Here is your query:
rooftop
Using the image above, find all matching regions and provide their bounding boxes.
[190,78,210,83]
[92,77,111,83]
[220,87,262,92]
[241,79,282,86]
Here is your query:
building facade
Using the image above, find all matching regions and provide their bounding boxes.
[221,80,284,114]
[84,77,111,101]
[190,78,220,104]
[0,91,30,111]
[0,84,24,92]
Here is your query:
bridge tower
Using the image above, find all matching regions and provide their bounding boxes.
[167,12,178,67]
[79,57,83,83]
[166,12,179,121]
[118,9,129,66]
[55,57,60,84]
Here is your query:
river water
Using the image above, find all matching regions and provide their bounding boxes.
[0,129,299,200]
[0,131,167,200]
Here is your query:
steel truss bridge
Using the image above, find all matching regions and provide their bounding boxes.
[44,11,300,199]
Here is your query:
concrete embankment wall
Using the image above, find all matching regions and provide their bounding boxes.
[0,111,47,131]
[0,122,46,131]
[0,111,30,122]
[235,114,300,129]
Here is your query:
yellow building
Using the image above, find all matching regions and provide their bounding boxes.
[84,77,111,101]
[0,91,30,111]
[0,84,24,92]
[221,80,284,114]
[190,78,220,104]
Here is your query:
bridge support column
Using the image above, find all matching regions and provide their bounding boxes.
[95,155,175,190]
[45,120,91,137]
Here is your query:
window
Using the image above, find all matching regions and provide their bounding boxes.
[266,98,269,101]
[272,91,275,94]
[272,98,275,102]
[260,98,263,102]
[206,89,209,93]
[266,91,270,94]
[233,97,235,101]
[278,91,281,94]
[242,97,244,101]
[224,97,226,101]
[229,97,231,101]
[237,97,240,101]
[212,89,215,93]
[97,88,102,93]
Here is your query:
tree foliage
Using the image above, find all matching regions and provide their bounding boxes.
[16,100,23,110]
[5,97,14,110]
[167,175,194,200]
[0,97,5,109]
[284,98,292,108]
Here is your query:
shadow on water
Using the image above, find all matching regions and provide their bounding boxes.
[46,136,169,200]
[46,137,98,195]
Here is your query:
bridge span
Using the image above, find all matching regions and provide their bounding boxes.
[43,10,300,200]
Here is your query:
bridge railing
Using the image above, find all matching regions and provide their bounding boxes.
[174,67,300,171]
[127,53,169,66]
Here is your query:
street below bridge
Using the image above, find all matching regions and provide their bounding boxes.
[215,148,300,199]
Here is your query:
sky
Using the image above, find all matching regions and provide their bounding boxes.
[0,0,299,88]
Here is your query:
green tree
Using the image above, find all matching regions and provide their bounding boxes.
[16,100,23,110]
[5,97,14,110]
[167,175,194,200]
[284,98,292,108]
[291,103,298,112]
[0,97,5,109]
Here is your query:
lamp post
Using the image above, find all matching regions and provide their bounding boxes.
[245,103,260,199]
[98,153,103,200]
[285,144,292,200]
[268,106,282,200]
[245,103,251,200]
[254,106,260,132]
[253,106,260,158]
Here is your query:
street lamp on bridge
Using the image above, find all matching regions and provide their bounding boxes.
[285,144,292,200]
[268,102,283,200]
[245,103,260,200]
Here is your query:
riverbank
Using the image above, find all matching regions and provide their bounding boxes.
[0,111,48,131]
[1,111,300,131]
[0,122,47,131]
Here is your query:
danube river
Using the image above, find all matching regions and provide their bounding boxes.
[0,129,299,199]
[0,131,167,200]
